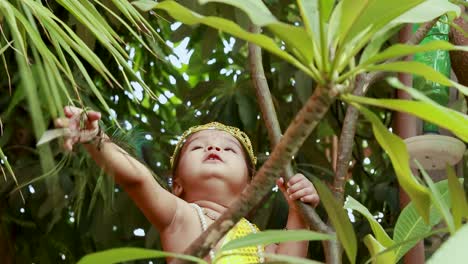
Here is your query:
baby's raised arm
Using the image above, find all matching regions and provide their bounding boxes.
[55,106,178,232]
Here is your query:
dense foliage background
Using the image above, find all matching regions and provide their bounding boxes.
[0,0,466,263]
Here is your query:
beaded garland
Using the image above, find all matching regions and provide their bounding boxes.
[170,122,257,169]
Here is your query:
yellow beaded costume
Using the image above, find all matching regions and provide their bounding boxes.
[215,218,265,264]
[191,203,264,263]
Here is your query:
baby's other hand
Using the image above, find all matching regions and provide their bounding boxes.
[54,106,101,151]
[277,173,319,208]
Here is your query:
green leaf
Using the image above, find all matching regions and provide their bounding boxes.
[313,179,357,264]
[362,40,468,66]
[427,224,468,264]
[329,0,424,66]
[131,0,159,11]
[77,247,207,264]
[345,0,423,43]
[221,229,333,251]
[149,1,315,78]
[262,253,325,264]
[0,40,13,55]
[363,234,396,264]
[347,104,431,222]
[198,0,276,26]
[391,0,461,25]
[416,161,455,234]
[344,196,393,247]
[198,0,318,73]
[366,61,468,96]
[341,93,468,142]
[359,26,400,65]
[447,165,468,230]
[393,180,452,261]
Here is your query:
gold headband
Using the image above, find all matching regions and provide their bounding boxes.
[170,122,257,169]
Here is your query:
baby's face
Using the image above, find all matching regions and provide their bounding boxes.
[175,129,250,193]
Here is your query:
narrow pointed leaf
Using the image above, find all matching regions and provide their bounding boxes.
[77,248,207,264]
[341,94,468,142]
[36,128,69,146]
[221,229,333,251]
[447,165,468,230]
[0,40,13,55]
[348,104,431,222]
[363,234,396,264]
[417,161,455,234]
[362,40,468,66]
[344,196,393,247]
[313,179,357,264]
[366,61,468,96]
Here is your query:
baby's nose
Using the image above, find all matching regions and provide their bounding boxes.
[207,145,221,151]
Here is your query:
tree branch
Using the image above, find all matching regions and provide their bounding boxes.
[248,24,332,234]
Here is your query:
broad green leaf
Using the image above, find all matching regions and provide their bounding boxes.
[427,224,468,264]
[340,94,468,142]
[366,61,468,96]
[221,229,333,251]
[363,234,396,264]
[147,1,315,78]
[417,161,455,234]
[77,247,207,264]
[313,179,357,264]
[344,196,393,247]
[328,0,370,49]
[393,180,452,261]
[348,104,431,222]
[391,0,460,25]
[199,0,276,26]
[362,40,468,66]
[262,253,324,264]
[359,26,400,65]
[447,165,468,230]
[131,0,159,11]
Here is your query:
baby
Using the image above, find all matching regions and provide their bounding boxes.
[55,106,319,263]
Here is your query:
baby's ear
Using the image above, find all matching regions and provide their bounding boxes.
[172,178,184,197]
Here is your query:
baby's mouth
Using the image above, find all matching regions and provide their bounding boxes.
[204,153,223,162]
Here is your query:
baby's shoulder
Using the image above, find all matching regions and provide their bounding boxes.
[164,199,201,233]
[160,200,204,252]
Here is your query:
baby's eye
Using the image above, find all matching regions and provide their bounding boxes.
[224,147,236,153]
[191,146,202,151]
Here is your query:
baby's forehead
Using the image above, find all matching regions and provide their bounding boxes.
[186,129,241,145]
